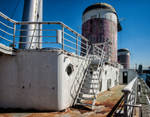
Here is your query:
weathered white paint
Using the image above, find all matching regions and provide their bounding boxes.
[118,63,124,69]
[0,49,122,111]
[82,9,117,24]
[82,64,120,98]
[0,50,89,111]
[100,64,119,92]
[119,69,137,84]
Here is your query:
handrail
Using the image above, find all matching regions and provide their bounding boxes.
[125,103,141,117]
[122,76,137,93]
[0,21,14,29]
[0,28,14,36]
[16,21,88,42]
[122,76,138,117]
[92,39,116,68]
[91,44,105,93]
[0,12,17,23]
[141,78,150,93]
[73,45,91,105]
[0,12,89,56]
[146,95,150,105]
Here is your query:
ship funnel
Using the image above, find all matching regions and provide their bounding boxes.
[19,0,43,49]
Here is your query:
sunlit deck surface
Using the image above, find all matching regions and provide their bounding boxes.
[0,85,126,117]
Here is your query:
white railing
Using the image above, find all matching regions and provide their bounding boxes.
[140,78,150,93]
[91,44,105,99]
[122,76,141,117]
[146,95,150,112]
[92,39,111,61]
[73,46,91,105]
[92,39,119,68]
[0,12,89,56]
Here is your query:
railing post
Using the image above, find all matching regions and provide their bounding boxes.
[76,34,78,55]
[139,106,141,117]
[124,93,128,117]
[62,26,64,50]
[13,23,16,48]
[38,23,40,49]
[93,45,95,59]
[85,41,88,54]
[107,41,109,61]
[135,78,138,104]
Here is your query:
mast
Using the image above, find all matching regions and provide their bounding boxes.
[19,0,43,49]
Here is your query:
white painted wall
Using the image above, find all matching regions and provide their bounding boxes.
[0,50,89,111]
[82,64,120,98]
[119,69,137,84]
[0,50,121,111]
[100,64,119,92]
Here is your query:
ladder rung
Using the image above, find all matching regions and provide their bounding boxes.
[83,82,98,85]
[89,66,97,69]
[75,103,92,107]
[87,74,98,76]
[87,69,94,72]
[81,87,98,90]
[85,78,98,80]
[78,97,94,100]
[79,92,95,95]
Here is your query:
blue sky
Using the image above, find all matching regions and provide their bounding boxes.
[0,0,150,68]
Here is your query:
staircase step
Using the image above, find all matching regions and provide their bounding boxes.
[81,87,98,90]
[87,73,98,76]
[85,78,98,80]
[78,97,94,100]
[87,69,95,72]
[89,67,97,70]
[91,59,100,63]
[79,92,95,95]
[83,82,98,85]
[75,103,92,107]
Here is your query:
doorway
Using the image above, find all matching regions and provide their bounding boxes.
[123,71,128,83]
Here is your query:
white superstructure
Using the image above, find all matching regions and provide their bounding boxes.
[0,1,138,112]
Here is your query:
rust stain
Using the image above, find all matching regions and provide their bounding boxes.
[95,101,101,106]
[25,109,72,117]
[0,85,126,117]
[0,114,13,117]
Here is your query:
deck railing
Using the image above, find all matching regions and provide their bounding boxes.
[0,12,89,56]
[146,95,150,112]
[122,76,141,117]
[92,39,111,61]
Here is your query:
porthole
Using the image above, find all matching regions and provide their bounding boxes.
[66,64,74,76]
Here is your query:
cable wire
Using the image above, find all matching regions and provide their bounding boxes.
[0,0,21,42]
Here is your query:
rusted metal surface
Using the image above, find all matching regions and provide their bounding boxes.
[0,85,125,117]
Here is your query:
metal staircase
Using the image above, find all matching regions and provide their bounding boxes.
[74,44,106,110]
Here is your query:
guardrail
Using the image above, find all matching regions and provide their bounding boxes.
[146,95,150,112]
[92,39,120,68]
[122,76,140,117]
[0,12,89,56]
[140,78,150,93]
[92,39,111,61]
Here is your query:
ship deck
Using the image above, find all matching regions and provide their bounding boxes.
[0,85,127,117]
[136,78,150,117]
